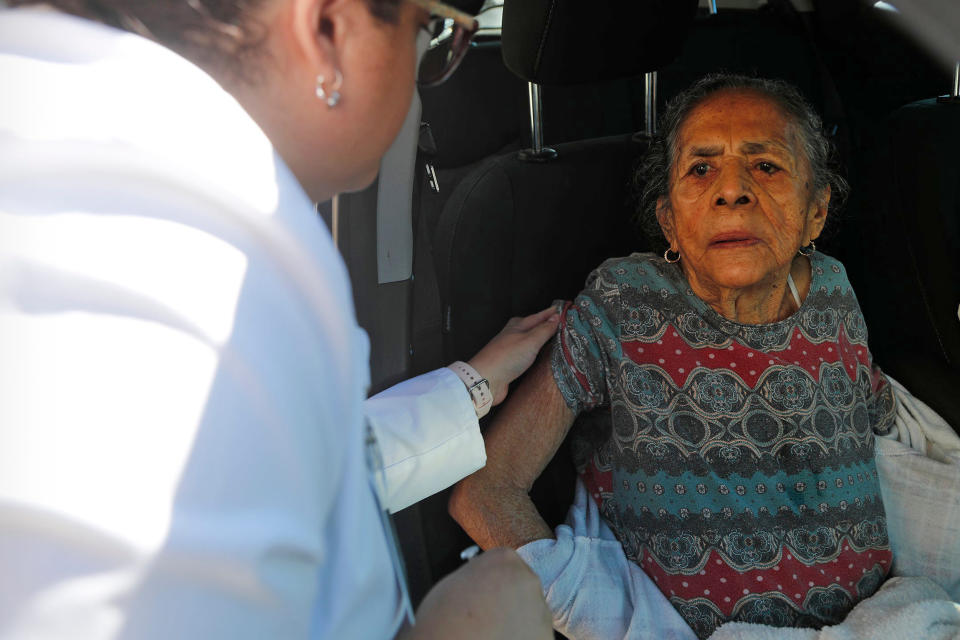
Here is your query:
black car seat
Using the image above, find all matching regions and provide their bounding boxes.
[855,96,960,433]
[409,0,699,593]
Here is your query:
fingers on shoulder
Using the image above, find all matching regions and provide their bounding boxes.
[514,307,560,331]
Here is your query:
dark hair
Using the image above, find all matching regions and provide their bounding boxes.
[634,73,849,247]
[8,0,402,76]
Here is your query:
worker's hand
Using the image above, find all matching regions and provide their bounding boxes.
[468,306,561,405]
[400,547,553,640]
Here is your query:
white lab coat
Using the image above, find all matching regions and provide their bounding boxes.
[0,8,484,639]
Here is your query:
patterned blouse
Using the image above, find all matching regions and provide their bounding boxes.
[551,251,896,639]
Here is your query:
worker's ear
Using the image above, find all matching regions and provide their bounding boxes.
[283,0,354,82]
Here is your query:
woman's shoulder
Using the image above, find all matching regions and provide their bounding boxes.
[593,252,667,278]
[585,252,671,289]
[808,251,855,295]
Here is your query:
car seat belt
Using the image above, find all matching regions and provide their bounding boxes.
[410,121,446,375]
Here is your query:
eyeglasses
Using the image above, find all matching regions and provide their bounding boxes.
[408,0,479,87]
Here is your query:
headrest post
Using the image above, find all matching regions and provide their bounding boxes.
[529,82,544,153]
[937,61,960,102]
[518,82,558,162]
[644,71,658,137]
[708,0,718,15]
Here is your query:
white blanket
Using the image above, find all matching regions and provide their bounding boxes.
[875,378,960,601]
[708,576,960,640]
[517,378,960,639]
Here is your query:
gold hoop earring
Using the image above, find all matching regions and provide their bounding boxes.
[316,69,343,108]
[664,248,681,264]
[798,240,816,257]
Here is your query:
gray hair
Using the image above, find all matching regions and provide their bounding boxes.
[635,73,849,247]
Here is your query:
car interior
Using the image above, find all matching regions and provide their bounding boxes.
[320,0,960,618]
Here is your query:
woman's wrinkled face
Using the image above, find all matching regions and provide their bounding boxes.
[658,90,828,294]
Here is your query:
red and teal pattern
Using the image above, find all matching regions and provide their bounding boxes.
[551,251,895,639]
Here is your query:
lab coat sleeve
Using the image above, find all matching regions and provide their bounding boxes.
[365,368,486,513]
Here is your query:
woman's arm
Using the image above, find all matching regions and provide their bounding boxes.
[367,308,560,512]
[449,347,576,550]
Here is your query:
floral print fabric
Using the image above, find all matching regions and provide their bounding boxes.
[551,252,896,639]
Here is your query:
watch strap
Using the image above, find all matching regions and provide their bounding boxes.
[448,361,492,419]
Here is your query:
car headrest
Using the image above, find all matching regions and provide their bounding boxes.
[501,0,699,86]
[448,0,485,14]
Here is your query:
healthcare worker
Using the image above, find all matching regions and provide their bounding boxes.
[0,0,554,637]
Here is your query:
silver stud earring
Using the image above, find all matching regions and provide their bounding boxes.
[316,69,343,108]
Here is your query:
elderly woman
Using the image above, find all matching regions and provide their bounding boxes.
[450,74,897,638]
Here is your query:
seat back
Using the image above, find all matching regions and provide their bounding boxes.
[412,0,697,586]
[417,133,651,588]
[856,98,960,431]
[435,134,648,363]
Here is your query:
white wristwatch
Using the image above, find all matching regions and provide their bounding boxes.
[448,361,493,419]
